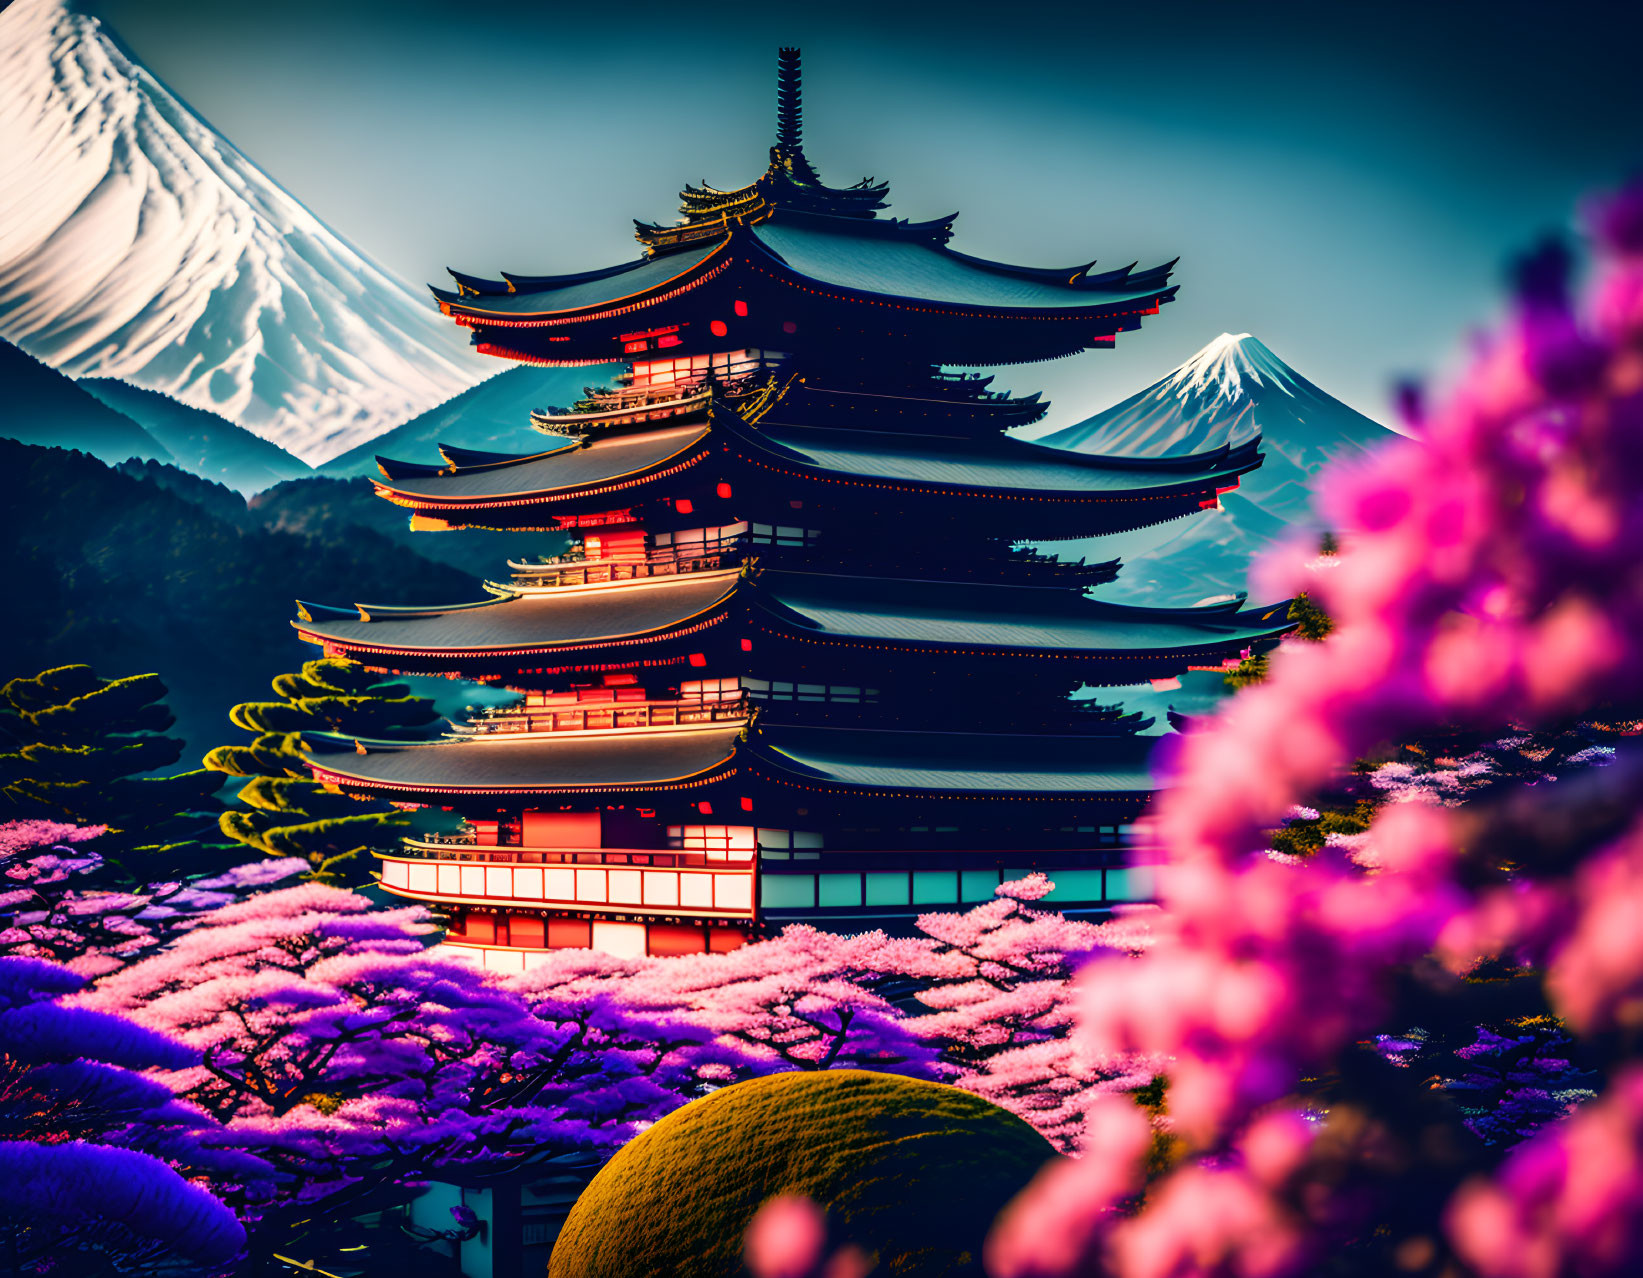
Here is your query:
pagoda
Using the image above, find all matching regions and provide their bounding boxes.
[294,50,1293,971]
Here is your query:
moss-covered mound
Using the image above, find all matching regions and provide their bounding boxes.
[549,1069,1055,1278]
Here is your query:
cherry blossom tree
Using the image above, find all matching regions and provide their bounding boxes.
[901,875,1157,1153]
[514,925,940,1076]
[0,818,303,976]
[988,181,1643,1278]
[507,881,1159,1151]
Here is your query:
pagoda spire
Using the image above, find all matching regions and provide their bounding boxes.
[776,47,803,153]
[771,47,821,185]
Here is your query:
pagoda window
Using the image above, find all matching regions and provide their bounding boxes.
[510,914,546,948]
[962,869,1002,901]
[911,871,960,905]
[665,824,757,860]
[591,920,647,959]
[652,523,747,554]
[648,923,707,957]
[865,872,910,907]
[716,876,754,911]
[743,678,878,705]
[630,350,770,391]
[753,829,823,861]
[1105,866,1158,902]
[748,524,821,548]
[548,917,592,949]
[759,874,816,909]
[818,874,862,908]
[680,677,742,704]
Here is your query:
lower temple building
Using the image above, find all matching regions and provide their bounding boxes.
[294,50,1294,968]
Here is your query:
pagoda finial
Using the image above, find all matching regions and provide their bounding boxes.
[776,47,803,153]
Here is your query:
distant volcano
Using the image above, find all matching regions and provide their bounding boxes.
[0,0,487,465]
[1039,333,1402,603]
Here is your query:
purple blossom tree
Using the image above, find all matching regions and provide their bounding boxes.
[83,883,772,1265]
[0,955,248,1273]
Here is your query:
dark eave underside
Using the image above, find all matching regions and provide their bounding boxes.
[752,725,1157,794]
[305,724,1155,797]
[306,725,743,791]
[375,424,709,502]
[753,571,1294,652]
[297,566,1290,659]
[745,420,1259,495]
[296,573,738,653]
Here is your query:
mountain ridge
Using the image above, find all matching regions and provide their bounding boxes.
[1041,332,1401,604]
[0,336,174,467]
[80,378,312,495]
[0,0,487,464]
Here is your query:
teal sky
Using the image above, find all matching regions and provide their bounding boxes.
[91,0,1642,429]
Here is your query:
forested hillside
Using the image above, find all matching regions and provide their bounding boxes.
[2,440,486,763]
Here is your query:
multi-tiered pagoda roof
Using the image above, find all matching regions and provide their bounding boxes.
[294,49,1292,968]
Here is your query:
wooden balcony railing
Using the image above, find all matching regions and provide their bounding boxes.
[379,845,756,919]
[456,696,749,737]
[508,545,742,589]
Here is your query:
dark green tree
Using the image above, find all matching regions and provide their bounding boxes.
[0,665,223,880]
[206,658,439,884]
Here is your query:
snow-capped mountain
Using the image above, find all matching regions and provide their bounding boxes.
[0,0,487,465]
[1040,333,1402,603]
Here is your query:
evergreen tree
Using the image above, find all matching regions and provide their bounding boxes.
[206,658,439,884]
[0,665,223,881]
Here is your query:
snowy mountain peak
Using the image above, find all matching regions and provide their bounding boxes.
[1042,332,1364,462]
[0,0,487,464]
[1039,331,1402,608]
[1160,333,1298,405]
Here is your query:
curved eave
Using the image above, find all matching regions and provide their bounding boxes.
[747,245,1177,326]
[746,599,1297,664]
[371,426,712,510]
[713,411,1258,506]
[434,238,732,324]
[304,729,742,796]
[292,573,740,658]
[744,224,1178,325]
[377,440,579,483]
[746,735,1156,802]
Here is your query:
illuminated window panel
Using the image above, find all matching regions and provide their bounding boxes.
[1104,867,1158,902]
[715,876,754,912]
[679,873,714,909]
[760,875,815,909]
[742,679,879,705]
[818,873,862,908]
[912,870,959,905]
[1035,870,1105,902]
[864,871,909,906]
